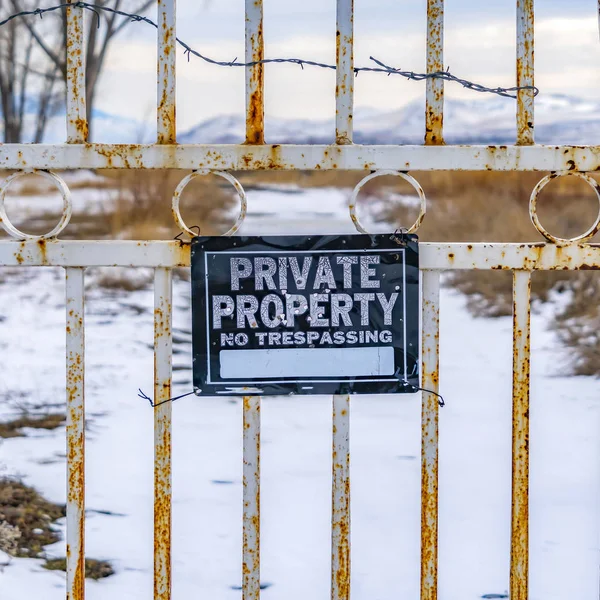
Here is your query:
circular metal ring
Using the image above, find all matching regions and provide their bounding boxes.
[349,170,426,234]
[172,170,247,237]
[530,171,600,244]
[0,170,72,240]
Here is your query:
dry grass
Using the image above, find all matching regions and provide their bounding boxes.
[0,170,114,196]
[43,557,115,580]
[87,267,154,292]
[552,273,600,376]
[0,478,113,577]
[3,169,236,242]
[98,169,235,240]
[236,169,367,189]
[0,413,66,438]
[0,478,65,557]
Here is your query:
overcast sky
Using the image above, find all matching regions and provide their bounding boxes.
[95,0,600,132]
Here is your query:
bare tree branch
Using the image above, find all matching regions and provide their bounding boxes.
[112,0,155,36]
[0,2,64,142]
[17,35,34,134]
[0,49,61,80]
[86,0,156,136]
[8,0,66,78]
[34,65,62,143]
[1,0,157,141]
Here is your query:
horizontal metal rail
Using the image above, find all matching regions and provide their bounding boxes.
[4,240,600,269]
[0,144,599,171]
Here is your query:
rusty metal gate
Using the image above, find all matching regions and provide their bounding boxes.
[1,1,599,599]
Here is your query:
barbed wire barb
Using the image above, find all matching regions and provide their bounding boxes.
[0,1,540,99]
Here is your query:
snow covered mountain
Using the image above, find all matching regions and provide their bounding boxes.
[4,94,600,145]
[179,94,600,145]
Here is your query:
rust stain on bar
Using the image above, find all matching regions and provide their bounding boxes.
[425,0,444,145]
[154,268,173,600]
[421,271,440,600]
[66,267,85,600]
[510,270,531,600]
[66,398,85,600]
[3,143,600,172]
[516,0,534,145]
[157,0,176,144]
[154,406,172,600]
[335,0,354,145]
[332,395,350,600]
[66,1,88,143]
[243,396,261,600]
[246,0,264,144]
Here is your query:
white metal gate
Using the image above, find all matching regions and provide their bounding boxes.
[1,1,599,599]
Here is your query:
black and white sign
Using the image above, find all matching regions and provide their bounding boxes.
[191,234,419,396]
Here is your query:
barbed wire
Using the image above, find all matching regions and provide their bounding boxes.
[0,2,540,100]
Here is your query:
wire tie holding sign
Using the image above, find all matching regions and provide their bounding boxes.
[137,388,197,408]
[389,228,410,247]
[174,226,201,243]
[410,385,445,407]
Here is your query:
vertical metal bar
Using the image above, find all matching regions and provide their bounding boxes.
[425,0,444,145]
[420,270,440,600]
[245,0,264,144]
[243,396,261,600]
[516,0,534,145]
[510,270,531,600]
[331,394,350,600]
[66,0,88,143]
[335,0,354,144]
[66,267,85,600]
[157,0,177,144]
[154,268,173,600]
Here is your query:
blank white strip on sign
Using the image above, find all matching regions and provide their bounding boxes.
[220,347,394,379]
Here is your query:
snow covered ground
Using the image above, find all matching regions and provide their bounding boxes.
[1,185,599,600]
